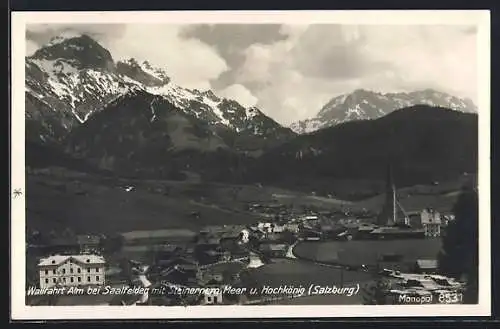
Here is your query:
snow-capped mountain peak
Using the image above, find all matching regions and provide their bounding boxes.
[116,58,170,86]
[25,33,293,145]
[290,88,477,134]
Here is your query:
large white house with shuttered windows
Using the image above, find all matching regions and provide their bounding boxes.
[38,254,106,289]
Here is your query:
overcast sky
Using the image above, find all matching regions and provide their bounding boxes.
[26,24,478,125]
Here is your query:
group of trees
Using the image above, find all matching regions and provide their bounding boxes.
[438,185,479,304]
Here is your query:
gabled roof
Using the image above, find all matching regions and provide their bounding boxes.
[38,254,105,266]
[260,243,288,251]
[416,259,438,269]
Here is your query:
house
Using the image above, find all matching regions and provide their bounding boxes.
[353,224,376,239]
[153,244,184,265]
[257,222,273,233]
[259,243,289,258]
[38,254,106,289]
[408,214,423,228]
[414,259,439,274]
[202,287,224,305]
[271,224,285,233]
[441,213,456,228]
[300,229,322,241]
[421,209,442,237]
[161,261,199,285]
[319,224,346,240]
[284,223,300,233]
[261,232,282,242]
[197,270,224,284]
[76,235,101,253]
[303,216,320,227]
[220,229,245,249]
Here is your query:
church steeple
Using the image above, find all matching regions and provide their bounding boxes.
[376,164,397,226]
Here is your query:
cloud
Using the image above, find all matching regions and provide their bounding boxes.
[26,24,127,48]
[218,84,258,108]
[25,39,39,56]
[180,24,287,68]
[25,23,478,125]
[229,24,478,125]
[106,25,229,90]
[180,24,288,91]
[26,24,228,91]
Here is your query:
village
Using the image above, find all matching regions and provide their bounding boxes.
[26,185,463,306]
[25,163,463,306]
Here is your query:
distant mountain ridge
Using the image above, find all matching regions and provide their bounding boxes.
[246,105,478,198]
[290,89,477,134]
[24,33,478,190]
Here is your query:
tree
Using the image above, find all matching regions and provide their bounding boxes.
[100,234,124,255]
[361,277,391,305]
[119,258,133,282]
[438,184,478,303]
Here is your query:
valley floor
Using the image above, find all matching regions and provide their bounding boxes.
[25,168,464,235]
[22,167,469,306]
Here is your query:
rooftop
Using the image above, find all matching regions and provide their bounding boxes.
[38,254,105,267]
[416,259,438,269]
[260,243,289,251]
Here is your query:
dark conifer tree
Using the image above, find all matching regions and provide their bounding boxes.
[438,184,478,303]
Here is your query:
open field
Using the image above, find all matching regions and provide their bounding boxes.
[26,173,262,235]
[293,239,442,270]
[26,166,468,236]
[121,229,197,241]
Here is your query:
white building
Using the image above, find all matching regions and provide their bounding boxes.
[38,254,106,289]
[272,224,285,233]
[203,288,224,305]
[284,223,300,233]
[421,209,442,237]
[441,214,456,227]
[257,222,273,233]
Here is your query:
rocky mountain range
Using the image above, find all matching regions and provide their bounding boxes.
[24,33,478,189]
[25,33,294,148]
[290,89,477,134]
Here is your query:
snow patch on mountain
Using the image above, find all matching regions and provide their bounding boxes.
[141,60,169,82]
[26,34,291,144]
[246,107,259,119]
[290,89,477,134]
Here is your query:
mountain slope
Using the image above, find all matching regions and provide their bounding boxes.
[64,89,245,179]
[290,89,477,134]
[246,105,478,198]
[25,34,135,143]
[25,33,294,148]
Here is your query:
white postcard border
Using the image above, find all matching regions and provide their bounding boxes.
[10,10,491,319]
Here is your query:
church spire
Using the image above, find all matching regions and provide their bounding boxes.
[376,163,397,226]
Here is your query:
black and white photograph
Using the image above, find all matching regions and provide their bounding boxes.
[10,10,491,319]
